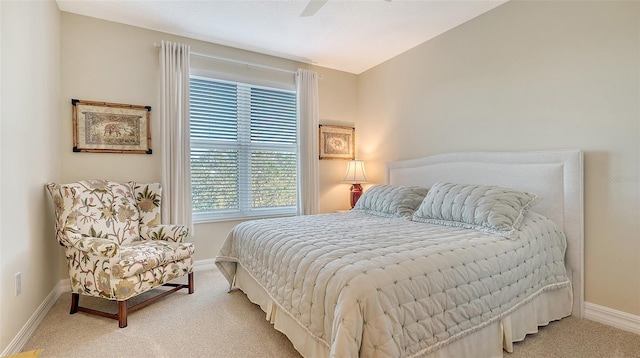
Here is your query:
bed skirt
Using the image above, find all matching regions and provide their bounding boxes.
[234,264,573,358]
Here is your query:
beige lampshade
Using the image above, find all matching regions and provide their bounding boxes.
[342,160,368,183]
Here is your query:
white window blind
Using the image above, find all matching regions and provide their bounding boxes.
[190,76,298,222]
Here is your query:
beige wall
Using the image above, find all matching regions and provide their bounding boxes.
[4,1,637,353]
[358,0,640,316]
[0,0,61,352]
[60,13,358,268]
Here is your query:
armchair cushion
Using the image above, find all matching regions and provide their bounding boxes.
[114,240,194,279]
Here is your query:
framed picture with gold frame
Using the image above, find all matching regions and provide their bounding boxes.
[319,124,355,160]
[72,99,152,154]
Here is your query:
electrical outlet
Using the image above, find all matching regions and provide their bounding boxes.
[15,272,21,296]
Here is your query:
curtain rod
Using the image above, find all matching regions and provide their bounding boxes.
[154,43,297,75]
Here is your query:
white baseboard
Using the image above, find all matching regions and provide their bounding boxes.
[194,258,216,271]
[0,280,64,357]
[60,278,71,293]
[584,301,640,335]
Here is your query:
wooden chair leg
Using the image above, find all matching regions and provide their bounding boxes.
[69,273,192,328]
[118,300,128,328]
[70,293,79,314]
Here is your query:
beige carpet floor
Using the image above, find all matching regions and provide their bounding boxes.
[22,268,640,357]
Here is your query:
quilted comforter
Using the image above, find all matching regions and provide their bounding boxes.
[215,211,570,357]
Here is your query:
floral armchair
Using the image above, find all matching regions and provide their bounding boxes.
[46,180,194,328]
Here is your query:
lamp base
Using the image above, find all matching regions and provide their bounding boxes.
[350,183,363,208]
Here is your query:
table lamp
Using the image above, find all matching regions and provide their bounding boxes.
[342,160,368,208]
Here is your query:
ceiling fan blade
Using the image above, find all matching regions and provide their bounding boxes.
[300,0,328,17]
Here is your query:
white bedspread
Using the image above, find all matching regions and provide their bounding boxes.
[215,211,571,357]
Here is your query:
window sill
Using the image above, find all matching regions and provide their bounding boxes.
[193,212,297,224]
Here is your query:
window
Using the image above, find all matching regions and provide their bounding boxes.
[190,77,298,222]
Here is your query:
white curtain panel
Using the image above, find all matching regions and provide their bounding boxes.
[159,40,193,232]
[296,69,320,215]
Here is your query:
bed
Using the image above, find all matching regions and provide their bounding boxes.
[215,150,584,357]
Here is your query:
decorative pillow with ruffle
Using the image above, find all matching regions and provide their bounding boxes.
[412,182,539,238]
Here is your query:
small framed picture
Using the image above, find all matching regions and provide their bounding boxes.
[319,125,355,160]
[72,99,152,154]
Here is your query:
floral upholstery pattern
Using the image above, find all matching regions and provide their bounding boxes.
[47,180,194,301]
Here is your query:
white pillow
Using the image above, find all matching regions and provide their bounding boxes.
[412,182,539,238]
[353,185,428,219]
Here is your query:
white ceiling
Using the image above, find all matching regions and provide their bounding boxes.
[56,0,508,74]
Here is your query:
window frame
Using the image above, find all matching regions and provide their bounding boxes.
[190,75,299,223]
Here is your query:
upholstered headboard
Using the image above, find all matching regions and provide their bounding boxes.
[386,150,584,318]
